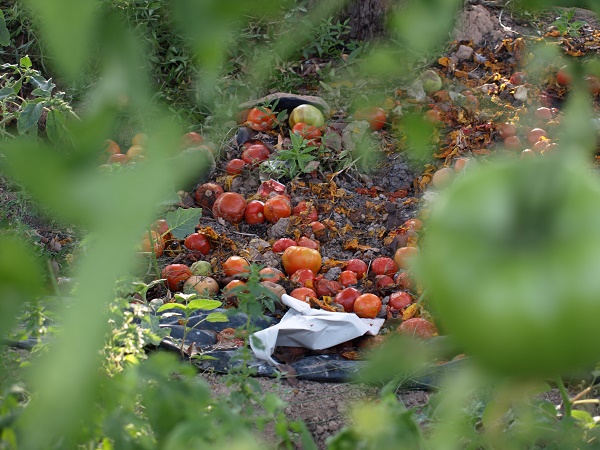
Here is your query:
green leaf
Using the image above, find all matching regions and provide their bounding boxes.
[20,55,32,69]
[0,86,15,100]
[45,109,67,144]
[0,10,10,47]
[156,303,186,313]
[572,409,594,425]
[187,299,222,311]
[17,102,43,134]
[30,75,56,95]
[165,207,202,239]
[205,312,228,322]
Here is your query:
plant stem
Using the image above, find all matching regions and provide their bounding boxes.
[556,377,572,418]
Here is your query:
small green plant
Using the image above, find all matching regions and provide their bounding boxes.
[156,293,228,358]
[263,132,321,180]
[551,8,586,37]
[303,17,357,60]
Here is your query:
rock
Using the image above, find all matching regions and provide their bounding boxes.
[239,93,330,115]
[513,85,528,102]
[455,44,474,61]
[406,80,427,102]
[324,267,342,281]
[453,4,505,46]
[267,217,291,240]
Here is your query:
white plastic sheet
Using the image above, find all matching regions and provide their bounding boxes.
[250,294,385,366]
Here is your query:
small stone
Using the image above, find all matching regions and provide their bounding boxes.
[328,421,339,431]
[325,267,342,281]
[267,217,291,240]
[455,44,474,61]
[315,425,325,435]
[513,85,528,102]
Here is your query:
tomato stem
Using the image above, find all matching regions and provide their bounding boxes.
[555,377,572,418]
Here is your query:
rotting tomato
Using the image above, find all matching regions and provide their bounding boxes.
[346,259,368,278]
[375,275,394,289]
[246,107,276,131]
[535,107,553,122]
[181,131,203,147]
[388,291,413,310]
[241,144,270,165]
[355,106,387,131]
[289,104,325,128]
[226,159,247,175]
[281,246,322,275]
[371,257,398,277]
[183,276,219,296]
[397,318,438,339]
[293,201,318,222]
[212,192,247,224]
[431,167,453,189]
[222,256,250,278]
[497,123,517,139]
[259,267,285,283]
[290,268,316,287]
[353,293,382,319]
[292,122,322,141]
[272,238,297,253]
[418,156,600,376]
[335,287,361,312]
[556,65,572,86]
[222,279,248,303]
[263,195,292,223]
[290,287,316,303]
[394,271,414,290]
[526,128,547,145]
[297,236,320,251]
[314,277,342,298]
[161,264,192,291]
[195,183,224,210]
[394,246,417,270]
[503,135,522,151]
[339,270,358,287]
[257,179,287,198]
[183,233,211,255]
[244,200,265,225]
[403,218,423,232]
[104,139,121,156]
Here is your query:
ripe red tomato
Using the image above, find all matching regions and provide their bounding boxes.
[246,107,276,131]
[259,267,285,283]
[355,107,387,131]
[281,246,322,275]
[195,183,224,210]
[290,268,316,287]
[241,144,270,165]
[297,236,320,251]
[338,270,358,287]
[371,257,398,276]
[226,159,247,175]
[375,275,394,288]
[497,122,517,139]
[104,139,121,156]
[222,256,250,278]
[222,279,247,302]
[290,287,316,303]
[335,287,361,312]
[293,200,318,222]
[353,293,382,319]
[181,131,204,147]
[289,104,325,128]
[388,291,413,310]
[292,122,322,141]
[183,233,211,255]
[509,72,526,85]
[397,318,438,339]
[272,238,297,253]
[403,219,423,232]
[314,277,342,298]
[503,135,522,151]
[526,128,547,145]
[161,264,192,291]
[393,246,418,270]
[244,200,265,225]
[263,195,292,223]
[346,259,368,278]
[556,66,571,86]
[212,192,247,224]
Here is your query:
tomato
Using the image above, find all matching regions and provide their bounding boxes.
[297,236,320,251]
[288,104,325,128]
[241,144,270,165]
[263,195,292,223]
[222,279,248,303]
[292,122,322,141]
[556,65,571,86]
[222,256,250,278]
[403,218,423,232]
[257,179,287,198]
[346,259,368,278]
[394,270,414,290]
[290,287,316,303]
[246,107,276,131]
[131,133,147,147]
[272,238,297,253]
[259,267,285,283]
[509,72,526,85]
[420,69,442,93]
[141,230,164,257]
[293,200,318,222]
[161,264,192,291]
[453,157,470,173]
[397,318,438,339]
[355,107,387,131]
[393,246,417,270]
[497,123,517,139]
[371,257,398,276]
[532,139,550,153]
[419,156,600,376]
[108,153,129,165]
[290,268,316,287]
[190,261,213,276]
[183,233,211,255]
[503,135,522,151]
[535,107,553,122]
[375,275,394,288]
[424,109,443,124]
[335,287,361,312]
[314,277,342,298]
[388,291,412,310]
[212,192,246,224]
[281,246,321,275]
[244,200,265,225]
[195,183,224,210]
[338,270,358,287]
[353,293,382,319]
[431,167,453,189]
[152,219,170,237]
[104,139,121,156]
[226,159,247,175]
[126,145,144,160]
[526,128,547,145]
[183,276,219,296]
[182,131,204,147]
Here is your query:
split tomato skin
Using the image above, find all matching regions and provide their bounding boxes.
[281,246,322,275]
[292,122,322,142]
[371,257,398,277]
[246,107,276,131]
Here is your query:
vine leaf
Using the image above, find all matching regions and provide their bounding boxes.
[0,11,10,47]
[166,207,202,239]
[17,102,43,134]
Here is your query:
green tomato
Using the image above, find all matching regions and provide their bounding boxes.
[418,155,600,377]
[289,104,324,129]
